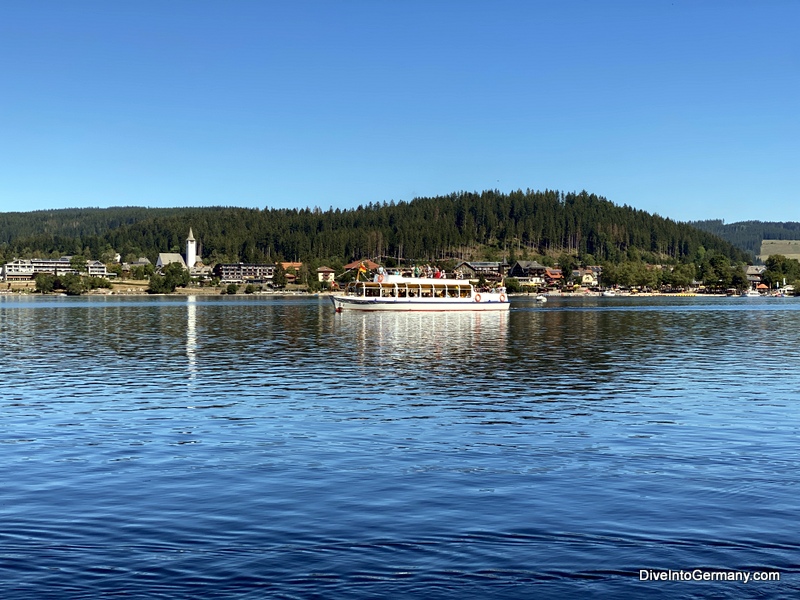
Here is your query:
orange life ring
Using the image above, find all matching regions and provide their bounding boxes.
[377,274,384,282]
[499,294,506,302]
[474,294,481,302]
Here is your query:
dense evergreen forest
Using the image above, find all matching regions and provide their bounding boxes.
[691,220,800,256]
[1,190,749,269]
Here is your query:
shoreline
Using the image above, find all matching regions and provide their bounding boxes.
[0,281,785,299]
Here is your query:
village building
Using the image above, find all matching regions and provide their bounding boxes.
[746,265,767,286]
[154,229,212,279]
[507,260,547,287]
[279,262,303,285]
[1,257,112,281]
[86,260,111,277]
[215,263,275,284]
[317,266,336,283]
[155,253,186,270]
[453,261,508,282]
[571,267,600,287]
[544,268,563,287]
[123,257,152,270]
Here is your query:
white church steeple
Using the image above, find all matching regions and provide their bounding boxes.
[186,228,197,268]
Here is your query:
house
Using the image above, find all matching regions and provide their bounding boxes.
[544,268,563,287]
[279,262,303,285]
[453,261,508,282]
[508,261,547,286]
[746,265,767,286]
[570,268,599,287]
[317,266,336,283]
[87,260,114,278]
[120,258,153,278]
[508,260,547,278]
[189,265,213,280]
[124,257,152,269]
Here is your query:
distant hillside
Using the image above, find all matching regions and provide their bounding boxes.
[690,220,800,257]
[758,240,800,262]
[0,190,749,266]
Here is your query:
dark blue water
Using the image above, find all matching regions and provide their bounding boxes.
[1,294,798,598]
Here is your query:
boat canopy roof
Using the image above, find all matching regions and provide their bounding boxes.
[366,274,469,285]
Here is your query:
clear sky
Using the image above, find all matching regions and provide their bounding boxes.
[1,0,797,223]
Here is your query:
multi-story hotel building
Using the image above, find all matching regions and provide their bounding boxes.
[215,263,276,283]
[1,258,111,282]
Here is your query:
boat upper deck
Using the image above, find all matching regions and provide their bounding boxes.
[344,274,477,299]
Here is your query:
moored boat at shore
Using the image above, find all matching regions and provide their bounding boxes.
[331,274,510,312]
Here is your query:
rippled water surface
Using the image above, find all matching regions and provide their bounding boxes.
[1,294,799,598]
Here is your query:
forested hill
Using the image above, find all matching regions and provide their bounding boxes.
[0,190,748,266]
[0,207,170,240]
[690,220,800,256]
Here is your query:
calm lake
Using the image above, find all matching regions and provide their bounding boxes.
[1,294,798,599]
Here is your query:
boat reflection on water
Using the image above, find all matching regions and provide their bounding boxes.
[333,309,510,372]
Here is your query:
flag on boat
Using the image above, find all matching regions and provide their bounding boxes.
[356,262,368,281]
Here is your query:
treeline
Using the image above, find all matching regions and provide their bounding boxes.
[691,220,800,256]
[0,190,749,267]
[0,207,168,246]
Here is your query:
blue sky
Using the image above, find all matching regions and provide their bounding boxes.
[1,0,797,223]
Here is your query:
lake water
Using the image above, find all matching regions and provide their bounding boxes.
[1,294,798,599]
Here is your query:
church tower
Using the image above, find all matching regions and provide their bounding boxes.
[186,228,197,269]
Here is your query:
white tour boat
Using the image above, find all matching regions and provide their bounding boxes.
[331,274,510,312]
